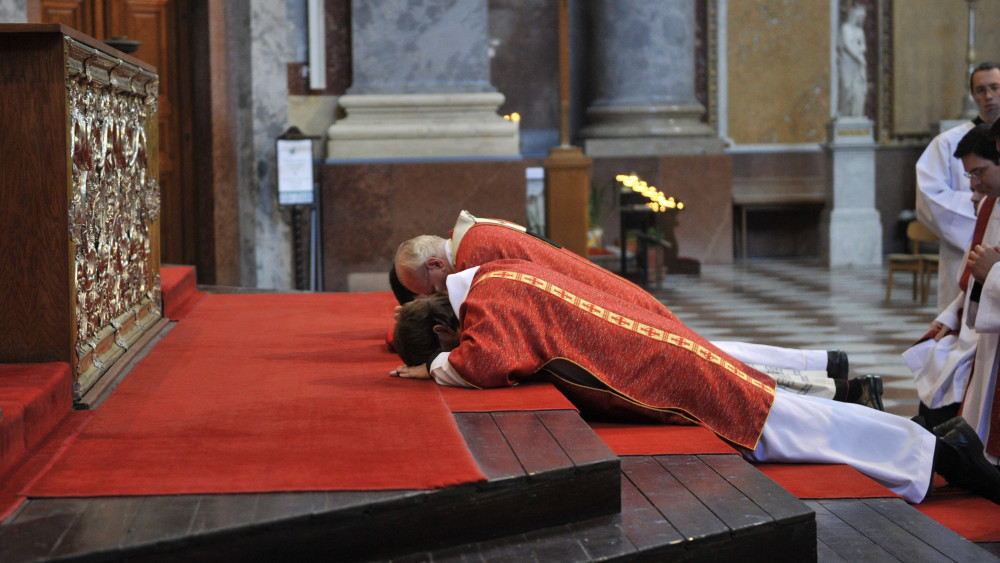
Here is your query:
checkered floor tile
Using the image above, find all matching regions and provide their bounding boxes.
[647,259,940,417]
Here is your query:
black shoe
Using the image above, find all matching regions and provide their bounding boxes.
[851,375,884,411]
[827,350,849,380]
[932,416,966,438]
[936,417,1000,504]
[920,401,963,431]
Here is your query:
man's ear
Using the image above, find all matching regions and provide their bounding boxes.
[426,257,446,271]
[432,324,459,351]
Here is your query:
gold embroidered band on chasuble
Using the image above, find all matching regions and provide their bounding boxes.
[474,269,775,396]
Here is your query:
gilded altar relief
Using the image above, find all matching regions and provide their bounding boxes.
[65,36,161,398]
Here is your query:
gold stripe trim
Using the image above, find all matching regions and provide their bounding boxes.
[475,270,774,396]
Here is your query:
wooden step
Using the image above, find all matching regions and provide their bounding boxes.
[0,409,620,561]
[4,409,996,562]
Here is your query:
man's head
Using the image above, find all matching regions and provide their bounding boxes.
[955,123,1000,200]
[393,235,455,297]
[970,62,1000,124]
[393,293,460,367]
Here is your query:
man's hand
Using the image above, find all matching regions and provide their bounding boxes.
[393,305,403,322]
[391,364,430,379]
[931,320,954,341]
[969,244,1000,283]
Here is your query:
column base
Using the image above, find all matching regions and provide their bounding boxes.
[581,104,722,157]
[326,93,520,159]
[584,136,725,157]
[822,208,883,267]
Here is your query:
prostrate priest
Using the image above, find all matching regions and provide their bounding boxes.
[391,210,879,407]
[392,259,1000,505]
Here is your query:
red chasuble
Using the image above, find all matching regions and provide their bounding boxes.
[448,260,776,450]
[453,220,677,320]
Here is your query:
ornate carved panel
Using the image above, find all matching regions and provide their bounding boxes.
[0,24,160,400]
[65,35,161,393]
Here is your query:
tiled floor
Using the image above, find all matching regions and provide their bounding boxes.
[647,259,940,418]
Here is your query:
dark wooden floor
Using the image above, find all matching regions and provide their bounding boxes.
[1,409,996,562]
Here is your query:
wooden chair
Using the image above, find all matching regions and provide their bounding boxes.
[886,221,939,303]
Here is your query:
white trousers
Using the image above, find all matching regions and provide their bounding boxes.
[744,389,936,503]
[714,342,836,399]
[714,341,829,371]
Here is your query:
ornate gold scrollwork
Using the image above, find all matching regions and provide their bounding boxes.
[65,37,160,379]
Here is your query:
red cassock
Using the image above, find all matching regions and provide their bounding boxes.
[448,260,776,450]
[453,220,677,320]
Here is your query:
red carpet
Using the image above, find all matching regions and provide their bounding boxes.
[589,422,895,499]
[590,422,737,455]
[25,292,485,497]
[756,463,896,499]
[917,475,1000,541]
[160,265,207,320]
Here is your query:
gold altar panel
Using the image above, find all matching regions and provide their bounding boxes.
[891,0,1000,138]
[0,24,160,401]
[66,36,161,392]
[726,0,830,144]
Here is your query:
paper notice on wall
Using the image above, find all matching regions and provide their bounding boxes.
[277,139,315,205]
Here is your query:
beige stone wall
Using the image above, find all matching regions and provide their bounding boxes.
[725,1,1000,144]
[727,0,831,144]
[893,0,1000,137]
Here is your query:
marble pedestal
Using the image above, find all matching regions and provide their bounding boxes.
[326,93,519,159]
[582,105,724,157]
[822,118,882,266]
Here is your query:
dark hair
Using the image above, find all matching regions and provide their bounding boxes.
[389,266,417,305]
[393,293,457,367]
[970,62,1000,94]
[990,118,1000,142]
[954,123,1000,164]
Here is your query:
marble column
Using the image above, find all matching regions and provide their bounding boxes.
[581,0,721,157]
[327,0,518,159]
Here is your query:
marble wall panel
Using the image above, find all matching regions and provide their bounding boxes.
[321,160,527,291]
[250,0,294,290]
[659,155,733,264]
[893,0,1000,137]
[0,0,25,22]
[727,0,830,144]
[488,0,558,131]
[350,0,493,95]
[875,146,921,254]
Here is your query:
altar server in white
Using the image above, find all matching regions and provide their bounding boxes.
[916,62,1000,312]
[910,124,1000,440]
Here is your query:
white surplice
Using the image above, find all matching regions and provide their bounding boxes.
[916,121,978,312]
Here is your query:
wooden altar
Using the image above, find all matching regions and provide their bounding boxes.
[0,24,162,403]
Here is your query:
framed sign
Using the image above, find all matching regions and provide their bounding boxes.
[277,137,315,206]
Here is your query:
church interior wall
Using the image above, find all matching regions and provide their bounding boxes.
[3,0,999,287]
[892,0,1000,138]
[725,0,831,145]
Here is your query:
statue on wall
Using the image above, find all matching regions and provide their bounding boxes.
[838,3,868,117]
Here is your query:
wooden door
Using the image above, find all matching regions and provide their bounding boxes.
[33,0,194,268]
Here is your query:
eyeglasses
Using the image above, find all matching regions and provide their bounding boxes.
[964,166,991,179]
